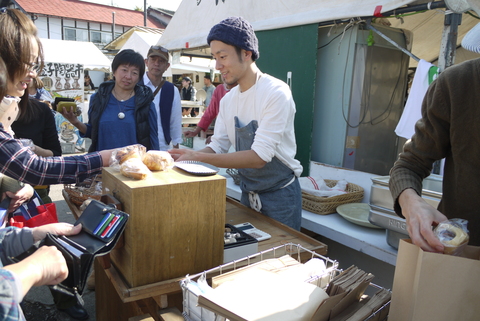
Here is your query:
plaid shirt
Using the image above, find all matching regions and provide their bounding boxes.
[0,126,102,185]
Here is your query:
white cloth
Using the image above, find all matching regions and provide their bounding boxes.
[0,97,20,137]
[208,73,303,177]
[299,176,348,197]
[462,22,480,53]
[143,74,183,150]
[395,59,434,139]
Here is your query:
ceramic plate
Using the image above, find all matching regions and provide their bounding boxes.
[336,203,383,229]
[174,161,219,176]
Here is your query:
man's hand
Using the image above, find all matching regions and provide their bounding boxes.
[398,188,448,252]
[168,148,198,162]
[184,127,201,138]
[60,107,79,125]
[23,245,69,286]
[98,149,115,167]
[5,184,34,213]
[3,245,69,296]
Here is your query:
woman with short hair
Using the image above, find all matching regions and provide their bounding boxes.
[61,49,159,152]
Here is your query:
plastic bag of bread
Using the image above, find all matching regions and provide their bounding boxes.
[110,144,147,171]
[142,150,174,171]
[433,219,470,256]
[120,158,152,180]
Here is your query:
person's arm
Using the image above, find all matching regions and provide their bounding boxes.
[185,86,224,138]
[61,107,87,135]
[183,126,202,138]
[169,147,266,169]
[170,89,266,169]
[0,269,24,318]
[198,88,222,130]
[397,188,447,252]
[169,89,183,149]
[2,224,82,298]
[389,73,452,252]
[0,175,34,213]
[2,246,69,297]
[5,184,34,213]
[0,131,106,185]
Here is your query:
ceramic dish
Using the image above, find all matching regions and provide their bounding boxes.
[174,161,219,176]
[336,203,383,229]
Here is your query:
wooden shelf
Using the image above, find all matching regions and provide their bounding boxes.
[93,196,328,320]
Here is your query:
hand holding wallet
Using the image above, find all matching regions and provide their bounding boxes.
[13,199,129,299]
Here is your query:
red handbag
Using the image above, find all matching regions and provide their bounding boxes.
[9,192,59,228]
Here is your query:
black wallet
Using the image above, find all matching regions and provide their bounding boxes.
[13,199,129,299]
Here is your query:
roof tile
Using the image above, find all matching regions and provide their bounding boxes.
[16,0,165,28]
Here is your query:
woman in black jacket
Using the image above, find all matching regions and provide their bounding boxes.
[61,49,159,152]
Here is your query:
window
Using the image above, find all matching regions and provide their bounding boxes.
[64,28,88,42]
[90,31,112,45]
[65,28,76,41]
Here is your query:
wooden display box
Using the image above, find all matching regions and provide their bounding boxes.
[102,167,226,288]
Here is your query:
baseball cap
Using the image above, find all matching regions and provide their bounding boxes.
[147,46,169,61]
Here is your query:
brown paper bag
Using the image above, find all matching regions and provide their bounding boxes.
[389,239,480,321]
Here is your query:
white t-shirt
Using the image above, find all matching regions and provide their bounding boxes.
[208,73,303,177]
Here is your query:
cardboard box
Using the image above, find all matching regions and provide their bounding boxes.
[102,167,226,287]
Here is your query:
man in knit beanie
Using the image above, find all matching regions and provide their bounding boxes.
[169,16,303,231]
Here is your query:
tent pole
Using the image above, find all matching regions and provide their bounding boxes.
[437,13,462,72]
[366,20,420,62]
[318,1,446,27]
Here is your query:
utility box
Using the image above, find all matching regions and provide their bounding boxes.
[312,23,410,175]
[102,167,226,287]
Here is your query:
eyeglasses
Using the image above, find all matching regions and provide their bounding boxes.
[27,62,41,73]
[151,46,168,53]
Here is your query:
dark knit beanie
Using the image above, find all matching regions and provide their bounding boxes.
[207,16,259,61]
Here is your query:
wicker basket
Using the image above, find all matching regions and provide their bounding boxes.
[226,168,241,185]
[302,179,364,215]
[64,174,102,206]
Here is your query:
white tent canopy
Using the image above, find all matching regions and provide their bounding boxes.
[158,0,480,68]
[40,38,111,72]
[158,0,417,50]
[119,31,216,76]
[120,31,162,59]
[119,31,172,77]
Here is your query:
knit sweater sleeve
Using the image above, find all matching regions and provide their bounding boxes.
[389,69,452,217]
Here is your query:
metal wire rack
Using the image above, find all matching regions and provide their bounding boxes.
[181,243,390,321]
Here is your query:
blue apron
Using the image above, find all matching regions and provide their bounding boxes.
[235,116,302,230]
